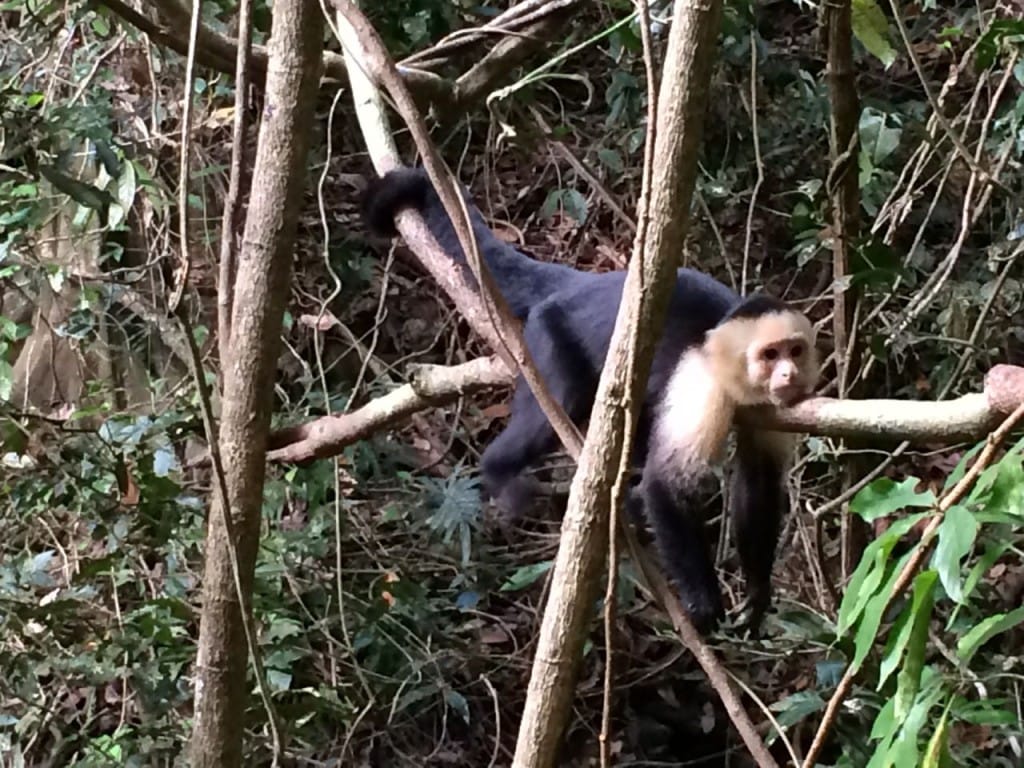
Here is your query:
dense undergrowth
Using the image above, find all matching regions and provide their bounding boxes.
[1,0,1023,765]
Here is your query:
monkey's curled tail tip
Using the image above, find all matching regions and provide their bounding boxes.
[360,167,431,238]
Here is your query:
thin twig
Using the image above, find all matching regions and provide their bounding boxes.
[216,0,255,355]
[168,0,202,313]
[740,36,763,296]
[884,0,1009,195]
[600,0,657,762]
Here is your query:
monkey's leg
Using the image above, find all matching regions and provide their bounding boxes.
[730,427,794,634]
[643,472,724,634]
[480,308,596,520]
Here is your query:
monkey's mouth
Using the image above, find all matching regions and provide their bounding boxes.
[771,385,810,408]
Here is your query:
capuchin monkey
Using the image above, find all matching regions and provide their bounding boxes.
[361,167,819,634]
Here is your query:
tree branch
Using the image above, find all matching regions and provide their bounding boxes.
[266,357,510,463]
[742,363,1024,442]
[267,363,1024,465]
[100,0,577,112]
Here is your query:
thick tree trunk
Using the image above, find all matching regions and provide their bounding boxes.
[510,0,725,765]
[189,1,324,764]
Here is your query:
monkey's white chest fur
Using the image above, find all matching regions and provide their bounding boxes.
[652,350,734,470]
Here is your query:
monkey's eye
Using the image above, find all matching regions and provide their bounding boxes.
[791,344,803,358]
[763,348,779,361]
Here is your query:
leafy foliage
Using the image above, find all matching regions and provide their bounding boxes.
[780,440,1024,767]
[2,0,1024,764]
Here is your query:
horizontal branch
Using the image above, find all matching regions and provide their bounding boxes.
[103,0,576,112]
[267,361,1024,464]
[266,356,512,464]
[744,364,1024,441]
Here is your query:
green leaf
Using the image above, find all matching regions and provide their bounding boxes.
[396,682,438,713]
[955,700,1019,726]
[976,19,1024,70]
[91,13,110,36]
[944,442,984,489]
[153,446,178,477]
[931,505,977,603]
[957,605,1024,664]
[94,140,121,177]
[561,188,588,224]
[263,617,303,643]
[852,0,897,67]
[266,668,292,692]
[893,571,936,719]
[965,463,1000,505]
[975,450,1024,519]
[0,358,13,401]
[597,148,624,175]
[852,550,913,672]
[107,154,137,230]
[859,109,903,170]
[816,659,846,689]
[38,164,115,217]
[921,709,952,768]
[838,513,925,634]
[878,569,936,689]
[444,688,470,724]
[766,691,825,742]
[869,693,897,741]
[849,477,935,522]
[10,182,37,198]
[541,188,589,224]
[839,537,894,634]
[959,540,1010,607]
[888,675,944,767]
[500,560,553,591]
[866,696,899,768]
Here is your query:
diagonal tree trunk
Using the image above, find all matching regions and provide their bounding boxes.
[189,0,324,764]
[511,0,729,765]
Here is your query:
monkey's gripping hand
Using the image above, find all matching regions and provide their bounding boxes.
[642,472,725,635]
[732,585,771,638]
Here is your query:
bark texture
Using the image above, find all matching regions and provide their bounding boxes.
[510,0,725,765]
[189,1,324,764]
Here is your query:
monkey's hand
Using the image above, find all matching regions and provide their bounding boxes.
[683,590,726,636]
[732,586,771,638]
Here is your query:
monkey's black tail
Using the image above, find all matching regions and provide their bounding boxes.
[360,167,579,319]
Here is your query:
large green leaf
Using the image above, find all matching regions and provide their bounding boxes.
[852,0,896,68]
[931,505,977,603]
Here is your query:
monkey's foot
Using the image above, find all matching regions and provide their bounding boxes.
[732,589,771,637]
[483,475,541,529]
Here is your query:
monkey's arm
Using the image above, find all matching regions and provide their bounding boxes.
[642,466,725,633]
[729,428,795,634]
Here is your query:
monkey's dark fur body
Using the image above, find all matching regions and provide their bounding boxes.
[362,167,794,633]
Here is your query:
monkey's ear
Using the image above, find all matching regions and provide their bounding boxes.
[704,318,746,359]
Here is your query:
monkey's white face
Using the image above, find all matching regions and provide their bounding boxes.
[748,334,815,406]
[705,308,819,408]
